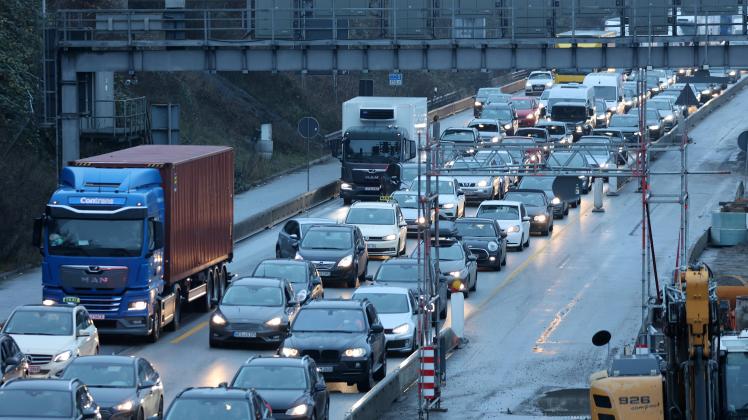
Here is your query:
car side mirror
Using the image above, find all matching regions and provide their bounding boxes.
[467,254,477,261]
[500,230,508,238]
[457,189,465,196]
[138,380,155,390]
[81,406,99,419]
[364,274,374,282]
[399,222,407,228]
[357,245,365,252]
[289,233,299,240]
[371,324,384,334]
[291,241,300,250]
[77,330,91,338]
[522,216,531,222]
[314,382,327,393]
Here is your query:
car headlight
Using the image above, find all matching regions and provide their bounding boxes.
[504,123,512,130]
[294,252,303,260]
[702,89,711,95]
[474,101,482,106]
[546,81,553,87]
[648,124,660,130]
[491,136,500,143]
[286,404,309,416]
[344,347,367,358]
[477,180,488,187]
[53,350,72,363]
[507,225,520,233]
[607,106,616,112]
[526,114,535,120]
[383,234,397,241]
[442,202,455,209]
[128,300,147,311]
[392,323,410,334]
[729,70,736,76]
[551,197,561,205]
[114,401,134,412]
[597,114,606,119]
[338,255,353,268]
[280,347,299,357]
[624,100,632,106]
[487,241,499,251]
[525,82,532,88]
[664,114,674,121]
[448,271,462,279]
[296,289,308,302]
[211,313,227,325]
[265,316,283,327]
[341,182,352,191]
[467,148,475,154]
[534,214,547,223]
[575,126,583,133]
[417,216,426,224]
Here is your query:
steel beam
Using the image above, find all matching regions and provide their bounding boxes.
[60,54,80,165]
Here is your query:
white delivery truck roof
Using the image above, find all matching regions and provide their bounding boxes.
[342,96,428,142]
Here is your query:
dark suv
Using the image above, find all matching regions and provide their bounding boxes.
[278,299,386,392]
[230,355,329,420]
[504,189,554,236]
[166,386,272,420]
[294,225,369,288]
[0,378,101,419]
[0,333,27,385]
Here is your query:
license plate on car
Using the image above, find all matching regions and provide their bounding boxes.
[62,296,80,304]
[318,270,331,277]
[233,331,257,338]
[89,313,105,320]
[28,365,40,374]
[364,186,379,191]
[317,366,333,373]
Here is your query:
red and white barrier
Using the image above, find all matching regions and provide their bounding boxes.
[419,346,436,400]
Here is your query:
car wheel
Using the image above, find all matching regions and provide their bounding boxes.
[158,397,164,419]
[209,337,220,348]
[343,197,352,205]
[373,353,386,381]
[524,234,530,248]
[469,273,477,291]
[197,273,214,313]
[501,253,507,266]
[147,306,161,343]
[563,206,570,215]
[494,258,502,271]
[356,361,375,392]
[347,264,359,288]
[410,332,418,353]
[358,260,368,282]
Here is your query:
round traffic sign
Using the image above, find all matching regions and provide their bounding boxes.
[297,117,320,139]
[738,130,748,152]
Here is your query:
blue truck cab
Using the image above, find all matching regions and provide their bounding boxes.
[36,166,166,337]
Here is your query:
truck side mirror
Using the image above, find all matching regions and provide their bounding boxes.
[153,220,165,250]
[331,138,342,159]
[32,217,44,248]
[408,140,417,160]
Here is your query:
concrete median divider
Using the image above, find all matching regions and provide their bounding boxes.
[345,327,461,420]
[233,180,340,241]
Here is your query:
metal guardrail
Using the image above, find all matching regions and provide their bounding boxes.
[80,96,148,138]
[54,4,748,46]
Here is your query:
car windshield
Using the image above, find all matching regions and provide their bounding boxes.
[375,263,421,283]
[416,179,455,195]
[480,108,513,120]
[232,366,308,390]
[392,194,419,209]
[477,205,519,220]
[221,285,283,307]
[344,139,400,164]
[292,308,366,333]
[418,243,464,261]
[165,398,251,420]
[447,160,481,169]
[547,98,585,109]
[511,99,534,109]
[610,116,639,127]
[487,94,510,104]
[0,389,72,417]
[476,88,501,98]
[529,73,550,80]
[346,208,395,225]
[441,131,475,142]
[648,101,671,111]
[518,176,555,190]
[541,125,566,135]
[725,352,748,412]
[516,129,546,139]
[504,192,546,207]
[354,293,409,314]
[300,222,332,236]
[4,310,72,336]
[48,218,143,257]
[62,362,135,387]
[578,138,610,146]
[551,106,587,121]
[300,229,352,250]
[253,262,307,284]
[548,152,587,168]
[469,123,500,133]
[592,86,617,101]
[455,221,497,237]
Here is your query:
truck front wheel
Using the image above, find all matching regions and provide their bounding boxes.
[147,306,161,343]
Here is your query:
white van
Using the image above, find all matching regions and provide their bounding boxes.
[544,83,595,116]
[583,72,624,113]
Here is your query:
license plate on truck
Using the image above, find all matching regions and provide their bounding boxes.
[62,296,80,304]
[364,186,379,191]
[233,331,256,338]
[317,366,333,373]
[89,313,105,320]
[318,270,331,277]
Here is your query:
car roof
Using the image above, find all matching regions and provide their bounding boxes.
[469,119,501,125]
[353,285,412,295]
[479,200,522,207]
[303,299,367,310]
[381,257,419,266]
[510,96,534,100]
[535,120,567,126]
[455,217,498,224]
[293,218,336,225]
[1,378,77,391]
[349,201,397,210]
[177,387,254,399]
[69,355,136,365]
[16,304,77,313]
[443,127,475,132]
[242,356,310,368]
[306,224,355,232]
[482,103,512,109]
[232,277,286,287]
[505,189,546,195]
[257,259,308,267]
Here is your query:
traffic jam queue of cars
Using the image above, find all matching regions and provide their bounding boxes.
[0,68,736,420]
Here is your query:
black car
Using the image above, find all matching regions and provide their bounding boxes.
[165,386,272,420]
[61,355,163,420]
[0,333,27,386]
[546,150,592,196]
[252,259,324,304]
[210,277,300,347]
[516,176,569,218]
[454,218,508,270]
[370,257,448,319]
[628,107,664,140]
[411,238,478,298]
[276,218,336,258]
[608,114,642,144]
[0,378,101,419]
[504,189,554,236]
[230,356,329,420]
[278,299,386,393]
[294,225,368,288]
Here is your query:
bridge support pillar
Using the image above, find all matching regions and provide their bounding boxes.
[60,54,80,164]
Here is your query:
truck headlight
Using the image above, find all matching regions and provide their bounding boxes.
[211,313,227,325]
[114,401,134,412]
[417,216,426,224]
[534,214,547,223]
[504,123,512,130]
[338,255,353,268]
[383,234,397,241]
[392,323,410,334]
[53,350,72,363]
[128,301,148,311]
[286,404,309,416]
[280,347,299,357]
[649,124,660,130]
[341,182,352,191]
[474,101,482,106]
[525,82,532,89]
[507,225,520,233]
[343,347,367,358]
[442,203,455,209]
[551,197,561,205]
[487,241,499,251]
[477,180,488,187]
[265,317,283,327]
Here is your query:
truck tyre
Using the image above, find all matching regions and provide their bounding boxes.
[147,306,161,343]
[165,286,181,332]
[219,266,228,300]
[197,274,213,313]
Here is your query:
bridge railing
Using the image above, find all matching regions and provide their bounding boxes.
[55,4,748,45]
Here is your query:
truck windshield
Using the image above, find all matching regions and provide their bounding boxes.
[592,86,617,101]
[552,106,587,121]
[344,139,401,163]
[725,352,748,413]
[48,218,144,257]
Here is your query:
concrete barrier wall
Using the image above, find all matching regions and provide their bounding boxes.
[688,227,711,264]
